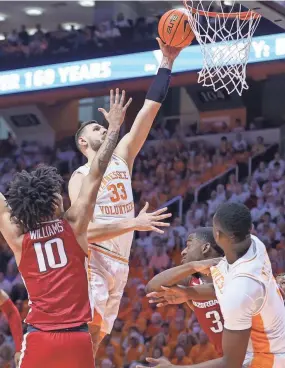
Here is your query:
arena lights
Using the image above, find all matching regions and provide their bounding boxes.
[78,1,95,7]
[25,8,44,16]
[62,23,82,31]
[27,28,47,36]
[0,14,6,21]
[0,32,283,95]
[0,34,5,41]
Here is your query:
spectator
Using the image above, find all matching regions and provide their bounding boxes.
[7,30,19,46]
[125,333,145,366]
[101,358,114,368]
[34,24,45,40]
[151,333,170,358]
[169,218,187,241]
[216,184,226,202]
[251,136,266,155]
[269,152,285,172]
[18,25,30,46]
[149,238,170,272]
[0,273,11,295]
[207,191,221,217]
[219,136,232,157]
[232,118,245,133]
[271,162,284,181]
[190,331,219,363]
[115,13,131,28]
[172,346,193,365]
[102,344,123,367]
[251,198,267,222]
[253,161,270,183]
[228,183,250,204]
[152,347,163,359]
[136,232,152,257]
[232,132,248,153]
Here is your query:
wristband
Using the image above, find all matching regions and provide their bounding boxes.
[146,68,171,103]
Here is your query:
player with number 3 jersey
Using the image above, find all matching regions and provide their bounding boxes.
[146,228,224,354]
[0,89,130,368]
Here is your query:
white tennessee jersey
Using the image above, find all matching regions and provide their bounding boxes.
[211,235,285,366]
[75,153,134,259]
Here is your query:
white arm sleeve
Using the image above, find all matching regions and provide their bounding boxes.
[222,277,265,331]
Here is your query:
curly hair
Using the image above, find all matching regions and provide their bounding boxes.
[6,165,64,232]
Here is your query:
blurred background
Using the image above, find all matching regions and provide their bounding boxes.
[0,1,284,367]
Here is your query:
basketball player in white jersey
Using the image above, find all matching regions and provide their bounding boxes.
[68,38,182,357]
[138,203,285,368]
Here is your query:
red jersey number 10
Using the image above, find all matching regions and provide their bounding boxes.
[34,238,68,272]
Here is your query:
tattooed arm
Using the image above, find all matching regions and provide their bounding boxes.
[65,88,132,238]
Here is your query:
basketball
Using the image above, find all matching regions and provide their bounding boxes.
[158,8,195,48]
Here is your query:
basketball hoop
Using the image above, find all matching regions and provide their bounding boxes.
[183,0,261,95]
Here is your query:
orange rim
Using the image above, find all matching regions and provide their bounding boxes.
[183,0,261,20]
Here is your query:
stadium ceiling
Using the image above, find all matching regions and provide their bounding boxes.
[0,1,178,34]
[0,1,283,36]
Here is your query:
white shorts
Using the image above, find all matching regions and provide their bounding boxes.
[87,245,129,334]
[243,352,285,367]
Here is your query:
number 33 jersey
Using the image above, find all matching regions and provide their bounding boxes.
[189,277,223,354]
[19,219,91,331]
[76,154,135,259]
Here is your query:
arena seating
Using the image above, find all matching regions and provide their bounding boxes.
[0,126,282,367]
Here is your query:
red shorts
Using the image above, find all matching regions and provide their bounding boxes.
[19,329,94,368]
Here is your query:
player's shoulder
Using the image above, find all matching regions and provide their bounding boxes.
[224,276,265,309]
[69,168,85,182]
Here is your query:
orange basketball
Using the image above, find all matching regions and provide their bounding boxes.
[158,8,195,48]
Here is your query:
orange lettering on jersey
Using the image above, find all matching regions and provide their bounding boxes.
[98,201,134,216]
[211,267,224,293]
[99,171,129,192]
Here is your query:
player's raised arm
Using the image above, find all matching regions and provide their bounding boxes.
[65,89,131,237]
[0,289,23,367]
[114,38,183,170]
[0,194,23,262]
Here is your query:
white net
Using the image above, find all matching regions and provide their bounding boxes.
[183,0,261,95]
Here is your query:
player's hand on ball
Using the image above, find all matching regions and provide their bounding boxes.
[136,357,175,368]
[147,286,190,307]
[135,202,172,234]
[98,88,132,128]
[156,37,183,62]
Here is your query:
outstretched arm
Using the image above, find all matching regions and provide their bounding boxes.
[114,38,183,170]
[87,203,171,243]
[65,89,131,238]
[0,289,23,363]
[136,328,249,368]
[137,277,257,368]
[146,258,221,292]
[69,173,172,242]
[0,194,23,263]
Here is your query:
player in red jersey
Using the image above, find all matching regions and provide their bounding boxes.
[137,228,223,368]
[0,289,23,367]
[0,89,131,368]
